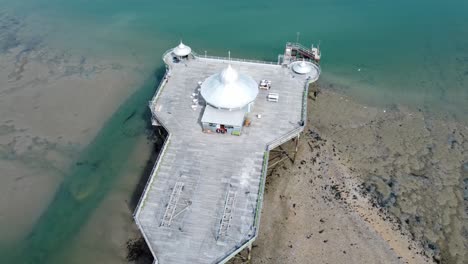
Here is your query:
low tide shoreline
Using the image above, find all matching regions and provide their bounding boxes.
[247,88,467,264]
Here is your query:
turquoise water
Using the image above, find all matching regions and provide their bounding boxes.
[0,0,467,263]
[3,0,467,117]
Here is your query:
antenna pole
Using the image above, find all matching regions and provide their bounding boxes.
[296,32,300,44]
[228,50,231,61]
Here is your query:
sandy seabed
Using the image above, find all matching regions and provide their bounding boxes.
[0,11,147,246]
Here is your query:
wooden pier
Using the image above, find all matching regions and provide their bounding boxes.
[134,43,320,264]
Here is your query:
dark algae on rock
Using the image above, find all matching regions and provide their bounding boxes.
[310,90,468,263]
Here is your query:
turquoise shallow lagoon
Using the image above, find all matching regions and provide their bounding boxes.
[0,0,467,263]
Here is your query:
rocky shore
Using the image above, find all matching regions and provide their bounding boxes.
[246,89,467,264]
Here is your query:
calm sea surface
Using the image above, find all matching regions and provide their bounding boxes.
[0,0,467,263]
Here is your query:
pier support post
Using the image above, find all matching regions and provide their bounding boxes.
[293,134,299,163]
[267,135,301,172]
[247,243,252,262]
[279,145,294,163]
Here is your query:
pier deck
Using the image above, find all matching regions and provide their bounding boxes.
[135,53,316,264]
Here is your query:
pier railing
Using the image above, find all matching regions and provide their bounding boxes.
[286,42,319,57]
[286,42,313,52]
[284,42,321,66]
[149,68,170,106]
[217,150,269,264]
[133,115,171,217]
[133,114,171,264]
[265,77,312,151]
[192,51,279,65]
[134,100,173,264]
[134,55,175,264]
[301,80,311,125]
[135,57,173,215]
[254,151,270,227]
[161,49,174,64]
[134,71,172,215]
[265,126,304,151]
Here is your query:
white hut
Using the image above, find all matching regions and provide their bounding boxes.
[172,41,192,59]
[200,65,258,135]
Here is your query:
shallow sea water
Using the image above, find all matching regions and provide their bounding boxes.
[3,0,468,121]
[0,0,467,263]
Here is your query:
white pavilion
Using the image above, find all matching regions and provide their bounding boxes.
[172,41,192,60]
[200,64,258,135]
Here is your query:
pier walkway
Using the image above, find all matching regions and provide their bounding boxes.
[134,50,319,264]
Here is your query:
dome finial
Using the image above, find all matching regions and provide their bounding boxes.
[221,64,238,84]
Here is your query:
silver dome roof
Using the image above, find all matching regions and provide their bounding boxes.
[200,65,258,110]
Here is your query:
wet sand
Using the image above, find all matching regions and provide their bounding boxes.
[48,135,153,264]
[246,89,467,264]
[0,11,148,250]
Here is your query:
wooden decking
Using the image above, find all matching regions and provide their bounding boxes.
[134,50,319,264]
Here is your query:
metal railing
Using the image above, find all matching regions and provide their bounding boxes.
[135,66,173,216]
[192,51,278,65]
[134,113,172,217]
[301,82,309,125]
[217,150,270,264]
[133,126,171,264]
[161,48,173,61]
[149,68,170,105]
[265,126,304,151]
[254,151,269,227]
[286,42,318,56]
[133,52,176,264]
[265,75,311,151]
[286,42,313,51]
[285,42,322,64]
